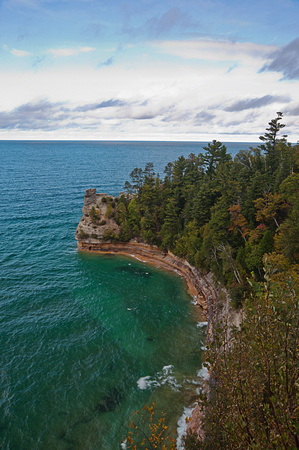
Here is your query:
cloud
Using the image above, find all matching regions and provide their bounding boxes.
[47,46,95,57]
[145,8,193,37]
[123,7,196,40]
[11,48,31,56]
[0,99,66,130]
[224,95,290,112]
[285,104,299,116]
[0,97,174,131]
[74,99,127,112]
[98,56,114,67]
[259,38,299,80]
[227,63,238,73]
[194,111,216,122]
[155,39,275,62]
[132,112,157,120]
[32,55,46,67]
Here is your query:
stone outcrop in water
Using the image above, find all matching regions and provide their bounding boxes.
[75,188,122,243]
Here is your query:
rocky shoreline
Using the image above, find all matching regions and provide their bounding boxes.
[75,189,242,441]
[77,240,211,315]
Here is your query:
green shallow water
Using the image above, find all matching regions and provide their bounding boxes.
[1,141,216,449]
[1,251,205,449]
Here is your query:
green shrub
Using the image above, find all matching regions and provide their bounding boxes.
[78,227,89,239]
[103,229,119,242]
[229,283,248,309]
[106,203,114,219]
[89,206,100,224]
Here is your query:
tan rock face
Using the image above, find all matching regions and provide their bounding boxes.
[75,188,126,244]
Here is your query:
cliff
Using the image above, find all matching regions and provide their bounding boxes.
[75,188,243,439]
[75,188,242,332]
[75,188,122,243]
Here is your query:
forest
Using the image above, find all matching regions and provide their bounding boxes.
[114,113,298,448]
[106,113,298,306]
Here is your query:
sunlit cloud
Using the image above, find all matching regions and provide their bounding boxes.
[47,46,95,57]
[154,39,276,62]
[9,48,31,56]
[0,0,298,140]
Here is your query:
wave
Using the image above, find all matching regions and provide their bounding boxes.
[137,365,180,391]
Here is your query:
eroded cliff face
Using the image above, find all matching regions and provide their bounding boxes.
[75,188,127,243]
[75,189,242,332]
[75,188,243,440]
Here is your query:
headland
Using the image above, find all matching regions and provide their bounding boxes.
[75,188,243,437]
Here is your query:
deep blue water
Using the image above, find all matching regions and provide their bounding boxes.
[0,140,257,449]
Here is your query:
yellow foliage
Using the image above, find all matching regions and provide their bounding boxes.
[122,402,177,449]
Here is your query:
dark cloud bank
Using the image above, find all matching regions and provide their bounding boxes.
[259,38,299,80]
[224,95,290,112]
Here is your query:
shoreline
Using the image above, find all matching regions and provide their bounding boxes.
[76,240,217,440]
[76,239,242,441]
[76,240,218,319]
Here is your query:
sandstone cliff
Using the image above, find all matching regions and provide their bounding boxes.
[75,188,243,440]
[75,188,122,243]
[75,189,242,331]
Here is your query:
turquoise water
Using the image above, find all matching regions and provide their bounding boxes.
[0,141,256,449]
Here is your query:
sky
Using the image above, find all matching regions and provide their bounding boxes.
[0,0,299,141]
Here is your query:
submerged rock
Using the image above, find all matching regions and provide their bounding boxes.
[94,388,123,413]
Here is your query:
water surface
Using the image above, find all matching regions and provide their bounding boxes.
[0,140,256,448]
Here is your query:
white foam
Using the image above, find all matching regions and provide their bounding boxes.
[191,297,197,305]
[137,365,180,391]
[162,364,174,373]
[176,405,194,449]
[197,321,208,327]
[197,365,209,380]
[137,376,158,390]
[130,254,147,263]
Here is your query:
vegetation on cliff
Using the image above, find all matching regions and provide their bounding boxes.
[117,114,298,448]
[193,261,299,449]
[113,113,298,307]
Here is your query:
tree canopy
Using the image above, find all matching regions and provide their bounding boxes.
[119,114,298,448]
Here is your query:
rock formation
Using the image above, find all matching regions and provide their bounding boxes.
[75,189,242,329]
[75,188,124,244]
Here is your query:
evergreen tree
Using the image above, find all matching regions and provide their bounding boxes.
[259,112,287,176]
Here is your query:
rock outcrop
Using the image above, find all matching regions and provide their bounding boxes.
[75,189,242,329]
[75,188,127,243]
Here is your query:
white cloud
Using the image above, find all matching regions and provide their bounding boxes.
[154,39,276,63]
[0,41,298,142]
[47,46,95,57]
[11,48,31,57]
